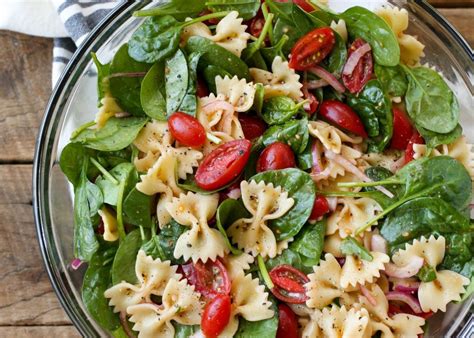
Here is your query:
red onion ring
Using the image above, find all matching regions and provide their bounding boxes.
[386,291,423,314]
[120,312,136,338]
[308,66,345,93]
[343,43,372,76]
[371,234,388,254]
[393,282,421,293]
[385,256,424,278]
[71,258,83,270]
[360,285,377,306]
[201,100,235,114]
[307,79,329,89]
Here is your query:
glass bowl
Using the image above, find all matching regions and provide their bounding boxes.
[33,1,474,337]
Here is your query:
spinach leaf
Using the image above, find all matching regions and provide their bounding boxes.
[140,61,166,120]
[251,168,316,240]
[202,65,232,93]
[141,235,166,260]
[74,160,101,261]
[82,245,120,331]
[123,187,153,228]
[158,220,188,264]
[91,52,110,106]
[323,31,347,77]
[290,220,326,267]
[297,141,312,171]
[262,96,305,125]
[174,324,199,338]
[262,118,309,154]
[165,49,190,116]
[417,124,463,150]
[309,7,339,25]
[178,51,201,116]
[341,6,400,66]
[374,64,407,98]
[96,163,137,206]
[129,16,182,64]
[60,143,95,187]
[341,237,373,261]
[216,199,250,255]
[206,0,261,20]
[417,265,437,282]
[97,148,133,169]
[404,66,459,134]
[185,36,250,80]
[112,229,146,284]
[266,248,304,272]
[109,44,150,116]
[235,296,278,338]
[364,166,400,197]
[252,83,265,115]
[261,35,289,66]
[177,173,238,194]
[441,233,473,277]
[133,0,206,21]
[71,117,148,152]
[347,79,393,152]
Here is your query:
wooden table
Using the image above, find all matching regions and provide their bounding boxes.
[0,2,472,337]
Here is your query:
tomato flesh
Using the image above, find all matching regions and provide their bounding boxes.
[181,258,231,300]
[319,100,368,138]
[289,27,336,71]
[196,140,252,190]
[276,304,299,338]
[342,38,374,93]
[238,115,267,140]
[168,112,206,147]
[390,108,414,150]
[404,132,424,164]
[309,195,330,220]
[269,265,309,304]
[256,142,296,173]
[201,294,231,338]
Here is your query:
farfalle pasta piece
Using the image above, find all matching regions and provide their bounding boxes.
[376,6,425,66]
[392,235,470,312]
[300,309,322,338]
[127,279,202,338]
[182,11,250,56]
[220,272,274,337]
[323,233,344,257]
[134,120,173,154]
[215,75,256,112]
[340,252,390,288]
[95,93,123,128]
[308,120,362,154]
[166,192,227,263]
[224,252,255,279]
[413,136,474,180]
[330,19,348,42]
[227,180,294,258]
[98,207,118,242]
[327,198,382,238]
[250,56,303,101]
[104,250,180,313]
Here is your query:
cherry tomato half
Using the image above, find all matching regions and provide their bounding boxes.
[275,0,315,13]
[238,115,267,140]
[289,27,336,71]
[269,265,309,304]
[196,139,252,190]
[181,258,231,300]
[276,304,299,338]
[309,195,330,220]
[201,294,232,338]
[390,108,414,150]
[342,38,374,94]
[168,112,206,147]
[319,100,368,138]
[197,77,210,98]
[404,132,424,164]
[256,142,296,173]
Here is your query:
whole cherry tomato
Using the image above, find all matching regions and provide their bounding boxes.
[390,108,414,150]
[269,265,309,304]
[342,38,374,93]
[276,304,299,338]
[168,112,206,147]
[238,115,267,140]
[196,139,252,190]
[319,100,368,137]
[275,0,315,13]
[256,142,296,173]
[181,258,231,300]
[197,77,210,98]
[404,132,424,164]
[201,294,232,338]
[289,27,336,71]
[309,195,330,220]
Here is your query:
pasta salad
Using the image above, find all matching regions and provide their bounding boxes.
[59,1,473,337]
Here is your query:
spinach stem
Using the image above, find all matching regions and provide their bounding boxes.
[257,255,274,290]
[261,3,274,45]
[139,226,146,242]
[151,218,157,237]
[254,13,274,50]
[182,11,230,28]
[206,132,222,144]
[337,179,402,188]
[116,180,127,241]
[71,121,95,139]
[90,158,119,185]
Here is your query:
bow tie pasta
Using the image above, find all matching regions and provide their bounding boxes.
[308,120,363,155]
[215,75,256,112]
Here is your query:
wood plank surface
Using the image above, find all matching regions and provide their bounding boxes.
[0,3,471,337]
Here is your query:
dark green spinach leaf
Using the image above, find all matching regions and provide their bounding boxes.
[112,229,146,284]
[374,64,407,97]
[96,163,136,206]
[290,220,326,267]
[140,61,166,120]
[206,0,261,20]
[341,236,373,261]
[165,49,190,116]
[216,199,250,255]
[158,220,188,264]
[417,124,463,150]
[91,52,111,106]
[60,143,96,187]
[123,187,153,228]
[133,0,207,21]
[262,118,309,154]
[262,96,305,125]
[202,65,232,93]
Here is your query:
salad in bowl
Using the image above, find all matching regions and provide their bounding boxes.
[58,1,473,337]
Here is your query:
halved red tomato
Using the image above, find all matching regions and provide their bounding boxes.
[390,108,414,150]
[201,294,232,338]
[195,139,252,190]
[404,132,424,164]
[319,99,368,138]
[289,27,336,71]
[276,304,299,338]
[269,265,309,304]
[342,38,374,93]
[309,195,330,220]
[238,115,267,140]
[181,258,231,300]
[168,112,206,147]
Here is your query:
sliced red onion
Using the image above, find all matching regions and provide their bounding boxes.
[201,99,235,114]
[394,282,421,293]
[326,197,338,212]
[342,43,372,76]
[120,312,136,338]
[384,256,424,278]
[311,141,323,174]
[325,149,394,198]
[308,66,345,93]
[386,291,422,314]
[391,155,406,173]
[371,234,388,254]
[360,285,377,306]
[307,79,329,89]
[71,258,83,270]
